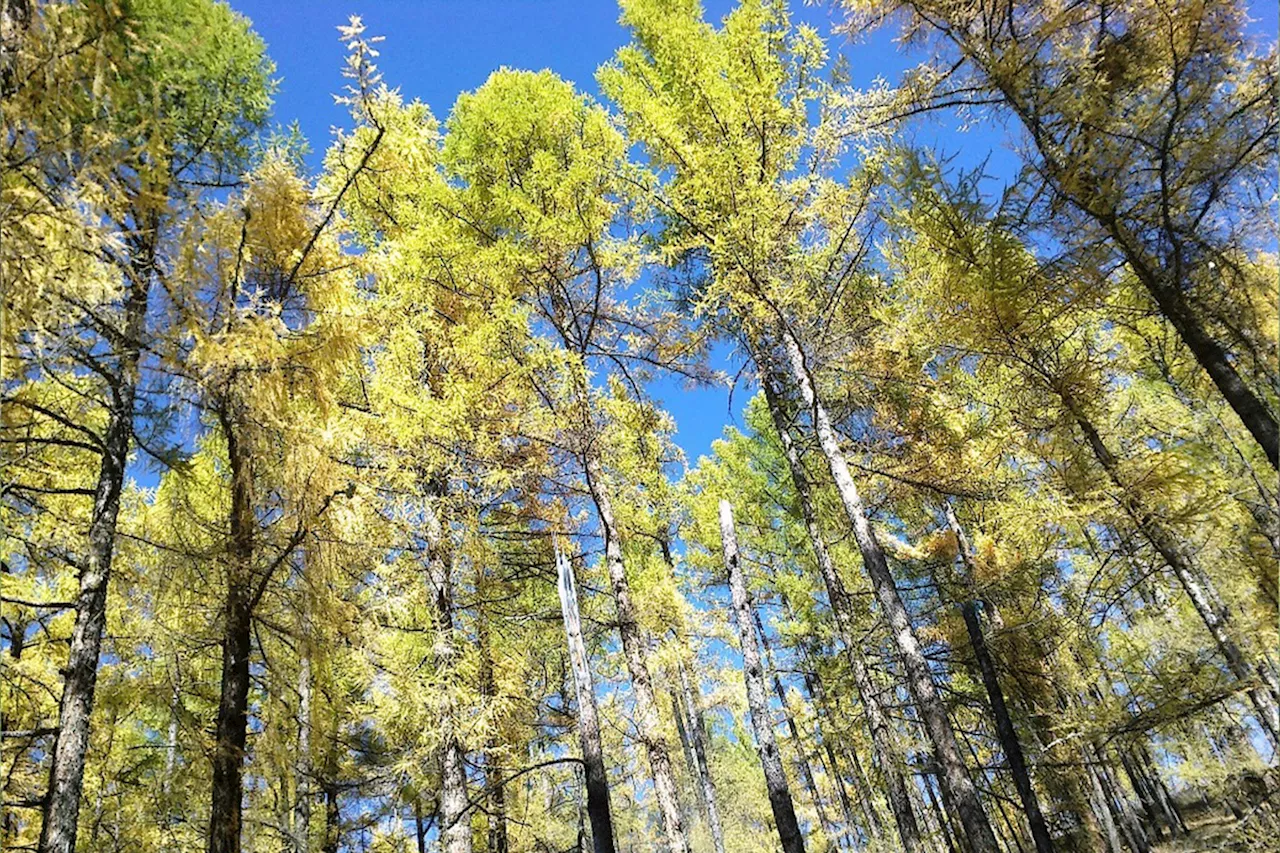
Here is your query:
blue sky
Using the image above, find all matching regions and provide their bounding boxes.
[223,0,1278,469]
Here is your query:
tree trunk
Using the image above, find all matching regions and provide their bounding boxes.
[39,254,149,853]
[677,660,727,853]
[423,488,472,853]
[753,609,840,846]
[759,364,924,853]
[946,506,1055,853]
[480,617,510,853]
[582,455,689,853]
[1059,388,1280,746]
[1126,247,1278,468]
[207,403,256,853]
[294,642,313,853]
[720,499,806,853]
[659,531,728,853]
[321,782,339,853]
[555,545,617,853]
[775,329,1000,853]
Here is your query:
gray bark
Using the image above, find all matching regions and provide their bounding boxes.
[1059,388,1280,746]
[583,455,689,853]
[422,489,471,853]
[294,643,313,853]
[720,499,805,853]
[760,370,920,853]
[776,328,1000,853]
[946,505,1055,853]
[677,660,727,853]
[556,545,617,853]
[39,252,149,853]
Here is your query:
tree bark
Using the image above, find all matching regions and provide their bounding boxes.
[753,609,840,846]
[207,403,256,853]
[946,506,1055,853]
[677,660,727,853]
[38,252,149,853]
[720,499,806,853]
[759,364,923,853]
[582,455,689,853]
[774,328,1000,853]
[294,641,313,853]
[555,545,617,853]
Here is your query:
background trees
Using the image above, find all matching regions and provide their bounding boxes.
[2,0,1276,851]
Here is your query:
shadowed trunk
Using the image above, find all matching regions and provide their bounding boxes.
[555,545,617,853]
[583,455,688,853]
[760,368,922,852]
[720,499,805,853]
[207,402,256,853]
[946,505,1054,853]
[39,243,151,853]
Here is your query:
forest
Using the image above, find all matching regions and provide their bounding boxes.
[1,0,1278,851]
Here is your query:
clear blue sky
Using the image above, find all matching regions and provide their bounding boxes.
[222,0,1278,468]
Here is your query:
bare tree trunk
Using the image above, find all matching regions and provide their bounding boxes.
[774,329,1000,853]
[583,456,689,853]
[1059,388,1280,746]
[753,609,840,845]
[39,254,149,853]
[720,499,806,853]
[946,506,1054,853]
[556,545,617,853]
[677,660,727,853]
[207,403,256,853]
[760,368,922,853]
[294,641,313,853]
[659,532,728,853]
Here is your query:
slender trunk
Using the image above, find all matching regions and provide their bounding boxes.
[760,370,919,852]
[480,618,509,853]
[670,688,701,830]
[720,499,806,853]
[424,488,472,853]
[1129,252,1278,468]
[775,333,1001,852]
[207,403,255,853]
[1134,746,1185,836]
[1119,752,1164,842]
[1059,388,1280,745]
[321,782,339,853]
[753,610,840,846]
[946,507,1054,853]
[1,596,28,842]
[1092,748,1150,853]
[414,799,427,853]
[39,251,149,853]
[992,74,1279,467]
[659,532,728,853]
[844,737,884,842]
[921,770,959,853]
[800,664,869,848]
[294,643,313,853]
[677,661,727,853]
[1082,750,1124,853]
[582,455,688,853]
[555,545,617,853]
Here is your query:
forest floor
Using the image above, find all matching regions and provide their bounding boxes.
[1151,806,1280,852]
